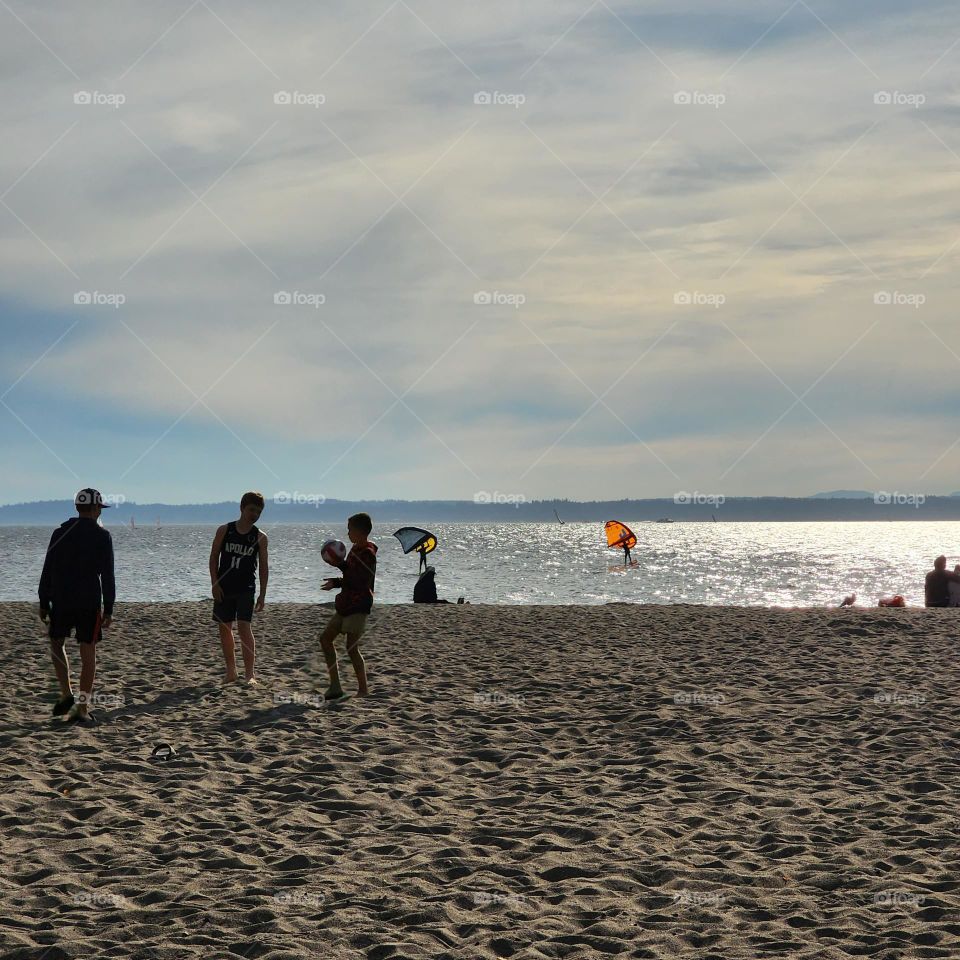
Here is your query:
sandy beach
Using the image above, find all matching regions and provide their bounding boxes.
[1,601,958,958]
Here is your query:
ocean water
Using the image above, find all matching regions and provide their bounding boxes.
[4,520,959,607]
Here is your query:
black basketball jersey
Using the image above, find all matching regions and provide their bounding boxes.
[217,521,260,594]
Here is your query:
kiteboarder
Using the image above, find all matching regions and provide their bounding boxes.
[605,520,637,568]
[393,527,437,570]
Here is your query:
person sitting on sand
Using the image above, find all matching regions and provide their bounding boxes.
[924,555,960,608]
[209,492,269,685]
[413,565,450,603]
[949,566,960,607]
[38,488,116,723]
[319,513,377,700]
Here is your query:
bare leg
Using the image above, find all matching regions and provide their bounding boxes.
[236,621,256,681]
[345,632,368,695]
[75,641,97,718]
[50,638,71,697]
[320,624,342,694]
[219,621,239,682]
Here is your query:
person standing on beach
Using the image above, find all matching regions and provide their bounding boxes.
[38,488,116,723]
[210,492,269,684]
[319,512,376,700]
[923,555,960,607]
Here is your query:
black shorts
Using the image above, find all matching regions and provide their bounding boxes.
[213,593,255,624]
[49,608,103,645]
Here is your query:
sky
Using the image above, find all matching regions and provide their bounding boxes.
[2,0,960,506]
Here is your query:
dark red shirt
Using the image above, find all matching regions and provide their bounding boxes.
[335,542,377,615]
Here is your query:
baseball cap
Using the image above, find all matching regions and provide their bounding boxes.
[75,488,111,509]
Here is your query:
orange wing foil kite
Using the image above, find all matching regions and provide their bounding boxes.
[605,520,637,551]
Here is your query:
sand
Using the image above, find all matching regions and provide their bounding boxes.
[1,601,958,959]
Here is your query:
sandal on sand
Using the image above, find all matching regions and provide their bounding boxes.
[52,693,75,718]
[66,707,98,726]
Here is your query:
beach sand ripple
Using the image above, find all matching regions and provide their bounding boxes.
[1,602,958,958]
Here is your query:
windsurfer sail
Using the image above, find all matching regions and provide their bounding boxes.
[393,526,438,572]
[605,520,637,566]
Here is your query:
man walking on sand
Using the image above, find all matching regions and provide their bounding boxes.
[38,489,116,724]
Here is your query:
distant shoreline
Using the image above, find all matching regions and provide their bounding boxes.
[5,496,960,524]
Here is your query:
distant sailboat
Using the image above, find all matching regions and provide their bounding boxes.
[129,516,136,529]
[554,509,565,525]
[155,518,161,529]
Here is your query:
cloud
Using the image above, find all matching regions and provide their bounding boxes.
[4,1,960,502]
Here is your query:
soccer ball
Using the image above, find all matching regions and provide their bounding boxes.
[321,538,347,566]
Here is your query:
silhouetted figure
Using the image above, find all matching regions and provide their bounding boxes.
[924,555,960,607]
[414,566,448,603]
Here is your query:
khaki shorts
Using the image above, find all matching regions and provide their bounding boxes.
[323,611,368,638]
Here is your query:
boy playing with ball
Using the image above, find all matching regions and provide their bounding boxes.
[320,512,377,700]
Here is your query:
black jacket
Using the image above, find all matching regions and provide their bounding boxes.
[39,517,116,615]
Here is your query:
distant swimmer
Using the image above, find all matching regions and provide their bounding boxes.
[923,555,960,607]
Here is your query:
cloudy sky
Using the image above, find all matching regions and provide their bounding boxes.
[2,0,960,505]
